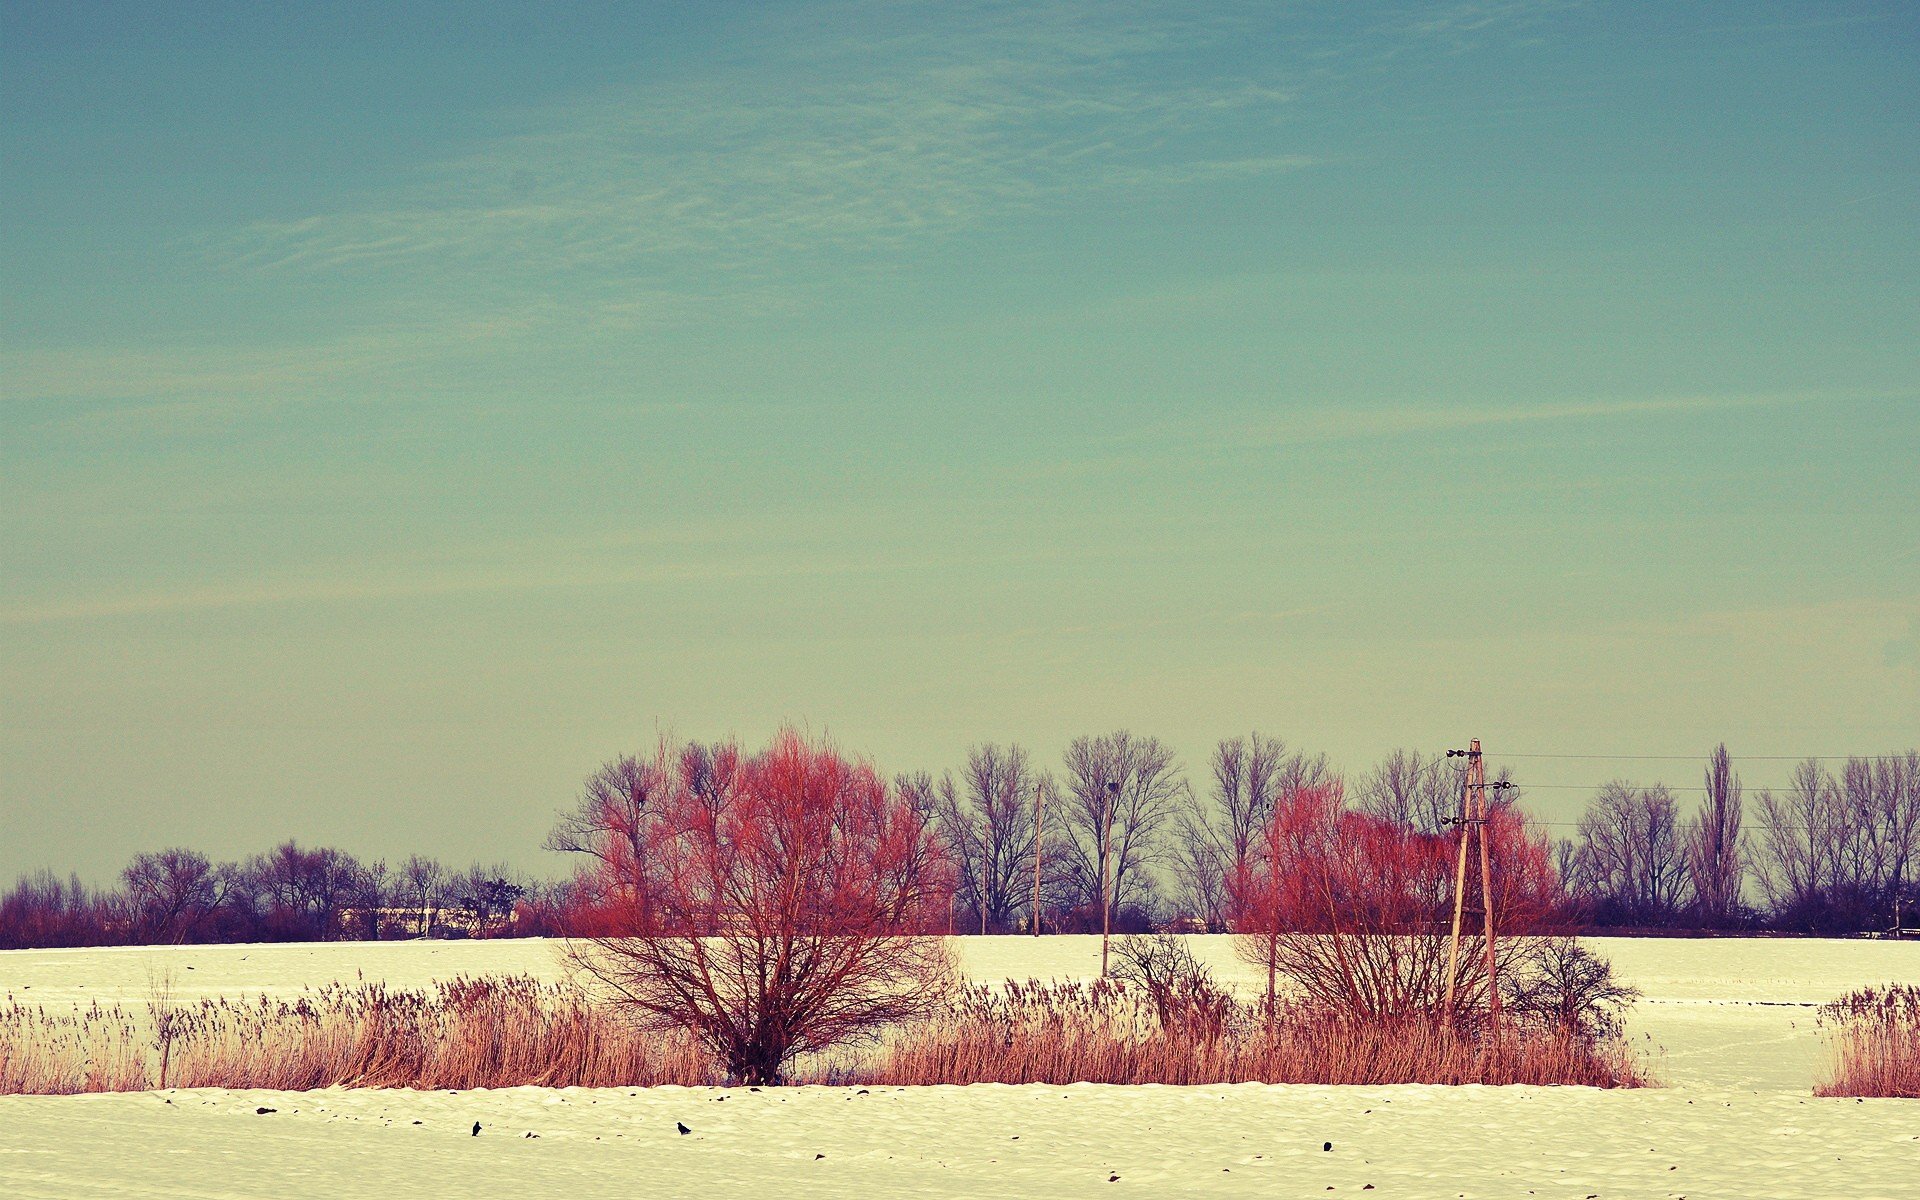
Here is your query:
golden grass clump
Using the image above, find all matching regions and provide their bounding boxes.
[1,975,716,1095]
[1816,984,1920,1098]
[868,979,1649,1088]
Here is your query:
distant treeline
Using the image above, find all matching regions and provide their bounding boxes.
[1559,747,1920,934]
[0,843,570,949]
[4,738,1916,950]
[553,736,1920,940]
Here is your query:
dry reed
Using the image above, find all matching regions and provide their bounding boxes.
[3,973,1650,1095]
[1816,984,1920,1098]
[867,979,1650,1088]
[1,976,715,1095]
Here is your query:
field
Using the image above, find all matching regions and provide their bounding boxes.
[3,935,1917,1197]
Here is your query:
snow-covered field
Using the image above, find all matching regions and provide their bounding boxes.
[4,935,1917,1197]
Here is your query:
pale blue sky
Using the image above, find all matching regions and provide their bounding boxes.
[2,1,1916,880]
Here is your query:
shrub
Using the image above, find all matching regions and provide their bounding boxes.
[1231,782,1562,1023]
[1501,938,1640,1041]
[565,731,957,1084]
[1108,933,1233,1039]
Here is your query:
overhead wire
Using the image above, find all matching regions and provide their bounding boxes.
[1495,752,1880,762]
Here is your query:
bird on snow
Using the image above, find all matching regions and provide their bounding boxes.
[472,1122,481,1136]
[677,1122,692,1135]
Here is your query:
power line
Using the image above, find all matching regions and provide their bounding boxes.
[1529,820,1832,832]
[1510,783,1798,792]
[1496,752,1888,762]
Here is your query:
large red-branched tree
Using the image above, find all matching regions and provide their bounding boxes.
[564,730,956,1084]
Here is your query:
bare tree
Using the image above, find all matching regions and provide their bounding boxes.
[348,858,391,939]
[547,751,667,909]
[0,871,117,949]
[1024,775,1077,933]
[1758,752,1920,930]
[1060,731,1185,932]
[448,864,527,938]
[893,770,941,819]
[1167,820,1229,933]
[1570,783,1688,926]
[1756,759,1846,928]
[1172,733,1285,929]
[397,854,445,937]
[1552,836,1579,896]
[940,744,1040,934]
[1840,756,1892,911]
[1838,753,1920,924]
[1685,744,1745,927]
[122,849,223,944]
[1354,748,1461,835]
[1875,751,1920,926]
[236,842,363,941]
[1273,747,1335,801]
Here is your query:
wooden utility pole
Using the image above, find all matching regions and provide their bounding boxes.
[1031,781,1046,937]
[1443,759,1472,1017]
[1442,739,1498,1031]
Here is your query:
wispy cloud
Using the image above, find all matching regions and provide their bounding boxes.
[1,333,427,404]
[1234,390,1890,448]
[8,0,1582,410]
[208,2,1311,293]
[0,553,825,626]
[213,0,1577,297]
[1384,1,1584,52]
[221,0,1580,293]
[0,506,1125,625]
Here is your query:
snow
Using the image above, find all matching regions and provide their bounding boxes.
[4,936,1917,1196]
[8,934,1915,1089]
[4,1081,1915,1198]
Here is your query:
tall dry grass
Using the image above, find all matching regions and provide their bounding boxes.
[1816,984,1920,1098]
[867,979,1649,1088]
[4,971,1649,1095]
[1,976,716,1095]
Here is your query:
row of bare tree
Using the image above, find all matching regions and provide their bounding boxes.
[10,736,1915,949]
[894,732,1189,935]
[1561,747,1920,932]
[883,734,1917,936]
[662,732,1915,937]
[796,733,1517,937]
[0,843,547,949]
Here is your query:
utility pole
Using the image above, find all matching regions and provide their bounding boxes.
[1099,779,1119,978]
[1031,781,1047,937]
[1444,759,1471,1018]
[1442,739,1500,1033]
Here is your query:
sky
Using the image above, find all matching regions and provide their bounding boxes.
[2,0,1916,883]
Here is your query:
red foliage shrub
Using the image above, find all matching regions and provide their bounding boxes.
[1231,778,1564,1022]
[566,729,957,1083]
